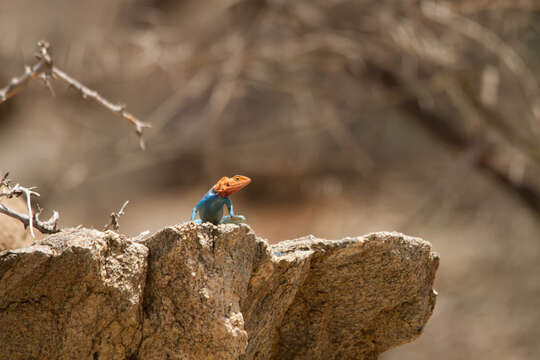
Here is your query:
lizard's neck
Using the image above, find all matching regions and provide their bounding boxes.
[208,189,224,198]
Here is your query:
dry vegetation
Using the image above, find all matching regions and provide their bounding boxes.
[1,1,540,359]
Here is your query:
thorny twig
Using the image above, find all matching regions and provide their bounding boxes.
[0,173,60,236]
[0,41,151,150]
[104,200,129,231]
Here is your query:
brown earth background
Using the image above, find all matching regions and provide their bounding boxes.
[1,1,540,359]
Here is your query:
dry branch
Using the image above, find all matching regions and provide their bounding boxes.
[421,2,540,134]
[104,200,129,231]
[0,173,60,236]
[0,41,150,149]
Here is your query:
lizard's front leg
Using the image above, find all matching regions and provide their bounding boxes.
[191,206,203,224]
[220,198,246,224]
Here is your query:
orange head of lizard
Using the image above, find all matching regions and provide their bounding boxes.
[212,175,251,198]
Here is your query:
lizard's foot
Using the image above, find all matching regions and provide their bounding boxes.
[220,215,247,224]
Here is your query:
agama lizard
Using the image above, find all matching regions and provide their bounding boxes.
[191,175,251,225]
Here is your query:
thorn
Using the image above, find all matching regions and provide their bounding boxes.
[1,172,9,184]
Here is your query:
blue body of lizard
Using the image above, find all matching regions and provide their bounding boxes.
[190,175,250,225]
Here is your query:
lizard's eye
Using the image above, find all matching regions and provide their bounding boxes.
[235,177,240,181]
[226,182,230,186]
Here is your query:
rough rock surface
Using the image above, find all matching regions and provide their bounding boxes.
[0,229,148,360]
[138,223,261,359]
[0,223,438,360]
[266,234,438,359]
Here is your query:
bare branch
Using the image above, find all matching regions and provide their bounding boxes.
[0,63,47,102]
[421,2,540,134]
[0,41,150,149]
[52,67,151,150]
[1,172,9,185]
[0,205,60,235]
[0,173,60,236]
[0,41,53,102]
[104,200,129,231]
[0,177,39,237]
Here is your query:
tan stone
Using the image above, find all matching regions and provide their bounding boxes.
[0,228,148,360]
[0,224,438,360]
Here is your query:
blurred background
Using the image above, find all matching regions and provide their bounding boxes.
[1,0,540,359]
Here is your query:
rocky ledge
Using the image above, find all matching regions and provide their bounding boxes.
[0,223,438,360]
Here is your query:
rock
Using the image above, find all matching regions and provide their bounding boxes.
[0,197,35,251]
[0,228,148,360]
[0,224,438,360]
[138,223,261,360]
[264,233,438,360]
